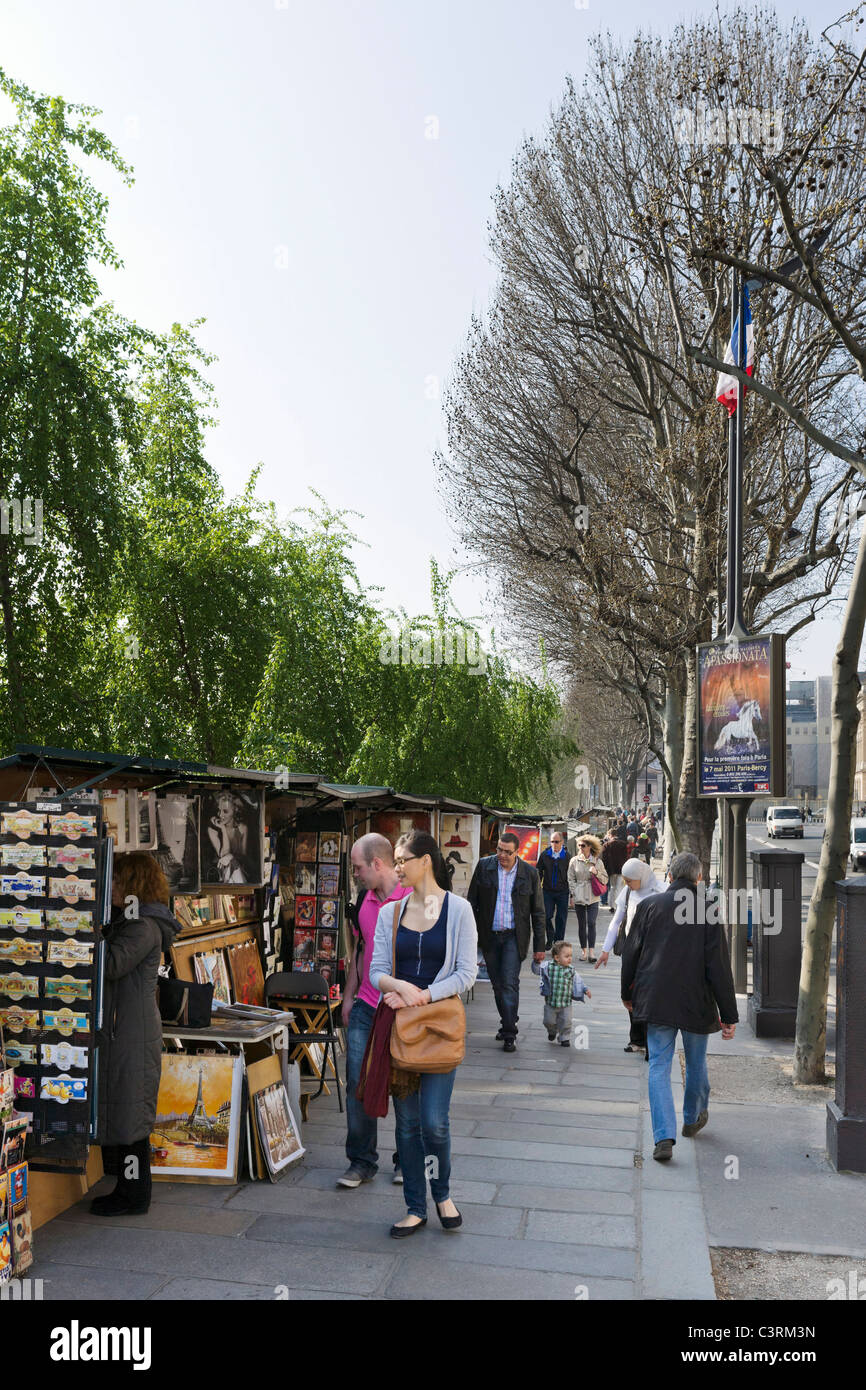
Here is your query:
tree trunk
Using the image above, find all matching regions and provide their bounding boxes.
[676,651,717,878]
[794,523,866,1084]
[662,672,685,865]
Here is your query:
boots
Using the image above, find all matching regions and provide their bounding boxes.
[90,1136,152,1216]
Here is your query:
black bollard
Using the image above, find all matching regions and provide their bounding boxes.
[827,875,866,1173]
[747,849,804,1038]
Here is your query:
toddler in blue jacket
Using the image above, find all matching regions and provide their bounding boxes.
[533,940,590,1046]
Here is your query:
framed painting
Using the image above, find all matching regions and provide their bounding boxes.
[254,1081,305,1178]
[150,1053,243,1182]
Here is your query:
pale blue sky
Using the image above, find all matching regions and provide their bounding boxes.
[1,0,843,678]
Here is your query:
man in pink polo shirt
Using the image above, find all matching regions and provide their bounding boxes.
[338,833,411,1189]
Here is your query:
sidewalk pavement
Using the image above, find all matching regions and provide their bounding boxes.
[30,913,866,1301]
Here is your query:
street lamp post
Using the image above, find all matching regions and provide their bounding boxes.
[721,267,753,993]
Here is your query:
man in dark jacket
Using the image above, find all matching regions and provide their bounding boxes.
[621,851,738,1163]
[537,830,571,948]
[601,831,629,907]
[467,831,546,1051]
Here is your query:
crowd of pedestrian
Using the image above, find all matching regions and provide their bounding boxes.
[330,801,737,1239]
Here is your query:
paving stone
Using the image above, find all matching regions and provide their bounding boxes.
[473,1119,639,1149]
[33,1220,397,1295]
[29,1261,168,1301]
[448,1154,636,1190]
[294,1167,498,1204]
[494,1185,635,1216]
[56,1200,259,1236]
[382,1256,635,1299]
[496,1106,638,1133]
[525,1210,636,1249]
[150,1278,365,1300]
[449,1135,635,1168]
[491,1093,639,1118]
[228,1186,521,1234]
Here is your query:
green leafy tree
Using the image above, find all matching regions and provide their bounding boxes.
[0,69,146,746]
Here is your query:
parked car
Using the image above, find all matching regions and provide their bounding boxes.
[766,805,804,839]
[850,818,866,872]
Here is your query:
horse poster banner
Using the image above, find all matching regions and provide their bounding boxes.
[697,634,786,797]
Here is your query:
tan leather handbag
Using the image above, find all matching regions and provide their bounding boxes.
[388,899,466,1074]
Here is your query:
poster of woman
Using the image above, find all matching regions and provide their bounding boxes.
[200,789,264,889]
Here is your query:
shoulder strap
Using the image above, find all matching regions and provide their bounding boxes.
[391,899,402,974]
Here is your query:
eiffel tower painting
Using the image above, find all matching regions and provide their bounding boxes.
[187,1064,213,1131]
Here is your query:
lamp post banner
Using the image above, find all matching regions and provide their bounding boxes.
[697,634,786,797]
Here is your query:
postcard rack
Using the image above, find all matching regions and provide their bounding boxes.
[0,798,109,1174]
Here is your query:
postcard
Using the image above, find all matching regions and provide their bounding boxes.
[292,958,315,972]
[315,958,336,986]
[42,1008,89,1036]
[292,927,315,962]
[316,929,337,960]
[295,831,318,863]
[295,895,316,927]
[0,1068,13,1117]
[47,844,95,871]
[0,1173,6,1224]
[317,831,340,864]
[0,939,42,965]
[13,1075,35,1099]
[40,1072,87,1104]
[48,875,95,902]
[294,863,316,894]
[46,939,93,967]
[0,974,39,1000]
[0,908,42,933]
[317,896,338,929]
[0,1007,40,1033]
[2,1043,37,1065]
[7,1162,28,1207]
[0,843,46,870]
[10,1206,32,1273]
[0,1223,11,1284]
[1,809,46,839]
[317,863,340,895]
[48,811,97,840]
[0,874,45,899]
[44,906,93,934]
[44,974,92,1003]
[1,1116,29,1169]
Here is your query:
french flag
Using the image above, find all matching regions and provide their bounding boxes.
[716,286,754,416]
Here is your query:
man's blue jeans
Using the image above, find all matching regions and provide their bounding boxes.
[543,890,570,946]
[646,1024,711,1144]
[345,998,379,1175]
[483,929,521,1040]
[393,1068,457,1218]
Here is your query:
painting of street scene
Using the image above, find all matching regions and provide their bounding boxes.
[150,1053,243,1181]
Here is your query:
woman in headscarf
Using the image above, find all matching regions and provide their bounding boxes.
[594,857,664,1056]
[567,834,608,963]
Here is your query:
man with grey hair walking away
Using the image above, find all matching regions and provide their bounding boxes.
[620,851,738,1163]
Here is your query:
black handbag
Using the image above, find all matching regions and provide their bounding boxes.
[158,976,213,1028]
[613,889,631,957]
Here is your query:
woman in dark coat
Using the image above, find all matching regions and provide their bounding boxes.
[92,853,181,1217]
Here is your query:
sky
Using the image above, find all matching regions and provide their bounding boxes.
[0,0,848,681]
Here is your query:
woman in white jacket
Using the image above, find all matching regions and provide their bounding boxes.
[594,857,664,1054]
[567,834,608,963]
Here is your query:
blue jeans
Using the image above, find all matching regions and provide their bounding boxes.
[393,1069,457,1218]
[646,1024,711,1144]
[483,930,521,1040]
[543,890,570,946]
[345,998,379,1175]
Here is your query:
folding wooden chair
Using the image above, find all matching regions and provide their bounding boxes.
[264,971,344,1112]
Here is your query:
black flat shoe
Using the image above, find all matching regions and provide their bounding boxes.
[389,1217,427,1239]
[436,1202,463,1231]
[503,1038,516,1053]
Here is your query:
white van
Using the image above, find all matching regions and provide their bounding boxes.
[850,818,866,871]
[766,805,804,839]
